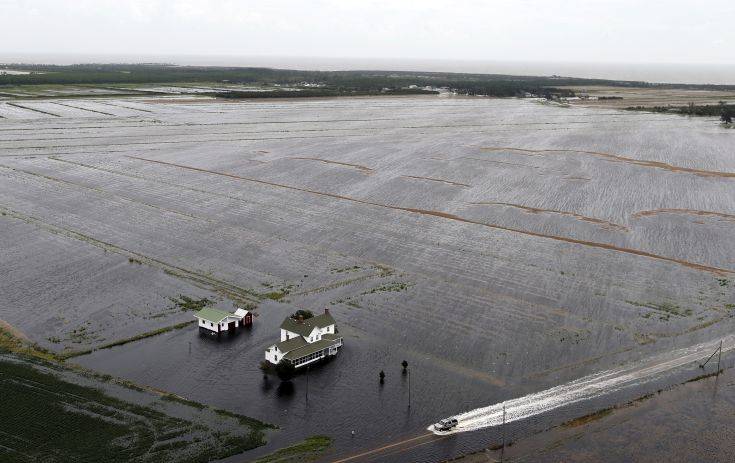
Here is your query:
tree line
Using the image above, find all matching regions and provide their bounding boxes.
[6,63,734,96]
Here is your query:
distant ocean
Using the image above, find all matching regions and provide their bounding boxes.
[3,54,734,85]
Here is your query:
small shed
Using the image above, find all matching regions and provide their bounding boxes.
[195,307,250,335]
[233,308,253,327]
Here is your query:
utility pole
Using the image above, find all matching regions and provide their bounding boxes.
[700,341,723,370]
[717,340,723,375]
[306,366,309,403]
[501,404,506,463]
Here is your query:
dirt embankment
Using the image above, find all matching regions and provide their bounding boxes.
[402,175,470,187]
[470,201,629,232]
[287,157,374,174]
[633,208,735,222]
[481,147,735,178]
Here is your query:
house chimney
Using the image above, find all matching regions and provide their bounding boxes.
[324,308,330,315]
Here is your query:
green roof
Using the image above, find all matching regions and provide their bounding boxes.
[275,336,308,353]
[321,333,342,342]
[280,312,336,337]
[283,338,340,361]
[194,307,231,324]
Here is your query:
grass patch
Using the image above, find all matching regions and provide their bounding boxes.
[685,369,724,383]
[562,407,613,427]
[60,320,196,359]
[330,266,362,274]
[264,291,288,301]
[360,282,412,296]
[261,283,296,301]
[161,392,207,409]
[0,322,275,461]
[0,322,63,363]
[626,300,692,317]
[169,295,213,311]
[254,435,332,463]
[345,300,362,309]
[215,408,278,429]
[0,356,269,463]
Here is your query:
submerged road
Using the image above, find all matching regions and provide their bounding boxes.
[441,335,734,434]
[330,335,733,462]
[329,432,444,463]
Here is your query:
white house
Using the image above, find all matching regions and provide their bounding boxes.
[265,308,342,368]
[195,307,252,335]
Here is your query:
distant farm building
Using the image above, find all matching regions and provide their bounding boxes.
[195,307,252,336]
[265,309,343,368]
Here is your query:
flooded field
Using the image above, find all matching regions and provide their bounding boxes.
[1,95,734,461]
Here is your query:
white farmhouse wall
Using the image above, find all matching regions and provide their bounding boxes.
[281,329,301,341]
[305,327,320,343]
[265,346,282,364]
[199,318,219,332]
[197,318,232,332]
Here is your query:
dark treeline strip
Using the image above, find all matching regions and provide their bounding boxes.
[5,64,734,93]
[4,64,735,99]
[626,103,735,119]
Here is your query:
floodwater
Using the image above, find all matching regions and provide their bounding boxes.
[1,95,735,461]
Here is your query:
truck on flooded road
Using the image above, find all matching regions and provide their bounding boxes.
[433,417,458,433]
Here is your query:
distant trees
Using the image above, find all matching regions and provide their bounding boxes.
[721,108,733,124]
[627,102,735,123]
[291,309,314,320]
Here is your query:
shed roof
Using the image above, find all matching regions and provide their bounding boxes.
[194,307,231,324]
[233,308,249,318]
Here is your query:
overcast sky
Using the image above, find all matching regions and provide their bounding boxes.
[2,0,733,65]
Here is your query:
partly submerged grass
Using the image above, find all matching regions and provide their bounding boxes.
[627,300,693,317]
[562,407,613,427]
[60,320,196,359]
[254,435,332,463]
[168,294,213,311]
[0,322,276,462]
[0,356,269,463]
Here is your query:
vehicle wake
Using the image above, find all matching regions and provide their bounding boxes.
[430,335,734,435]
